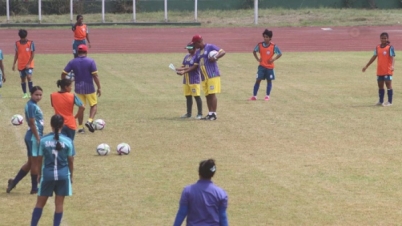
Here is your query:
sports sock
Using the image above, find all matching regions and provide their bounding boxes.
[88,118,93,123]
[186,96,193,115]
[208,112,213,116]
[28,81,33,93]
[267,81,272,96]
[387,89,393,103]
[21,82,27,94]
[31,207,43,226]
[194,96,202,115]
[13,168,29,186]
[379,89,385,103]
[53,212,63,226]
[78,125,84,129]
[253,83,260,96]
[31,174,38,191]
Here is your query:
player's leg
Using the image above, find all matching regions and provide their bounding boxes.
[72,40,78,58]
[20,70,28,98]
[29,139,40,194]
[377,77,385,105]
[76,93,86,133]
[26,69,33,95]
[31,196,49,226]
[85,93,98,132]
[181,84,192,118]
[265,69,275,101]
[384,77,393,106]
[250,66,265,100]
[190,83,202,119]
[203,77,220,120]
[54,195,66,226]
[53,179,72,226]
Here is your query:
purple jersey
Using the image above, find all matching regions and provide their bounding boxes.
[197,44,221,81]
[63,56,98,94]
[179,179,228,226]
[182,53,201,85]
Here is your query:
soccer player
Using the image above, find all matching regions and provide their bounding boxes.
[176,42,203,119]
[249,29,282,101]
[12,29,35,98]
[61,44,101,133]
[51,79,85,141]
[72,14,91,58]
[173,159,229,226]
[0,48,5,89]
[362,32,395,106]
[191,35,225,121]
[7,86,44,194]
[30,114,74,226]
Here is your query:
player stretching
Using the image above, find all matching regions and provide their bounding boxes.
[12,29,35,98]
[30,114,74,226]
[362,32,395,106]
[249,29,282,101]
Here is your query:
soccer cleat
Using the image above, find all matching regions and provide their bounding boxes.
[375,102,383,106]
[249,96,257,101]
[85,121,95,133]
[78,128,85,134]
[6,179,15,193]
[201,115,212,120]
[22,93,29,98]
[209,113,217,121]
[180,113,191,118]
[30,189,38,195]
[195,114,203,120]
[383,102,392,107]
[264,96,270,101]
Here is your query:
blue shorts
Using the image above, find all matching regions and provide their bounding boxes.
[377,75,392,81]
[72,40,86,55]
[257,65,275,80]
[25,130,39,157]
[19,68,33,78]
[38,179,72,197]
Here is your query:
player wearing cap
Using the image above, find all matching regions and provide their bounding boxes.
[191,35,225,121]
[72,15,91,58]
[61,44,101,134]
[176,42,203,119]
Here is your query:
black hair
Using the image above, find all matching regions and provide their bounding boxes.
[30,86,43,95]
[57,79,72,90]
[199,159,216,179]
[380,32,390,44]
[51,114,64,151]
[76,15,83,21]
[262,29,273,38]
[18,29,28,39]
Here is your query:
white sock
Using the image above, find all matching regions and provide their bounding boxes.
[208,112,213,115]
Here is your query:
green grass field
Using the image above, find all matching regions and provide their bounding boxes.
[1,52,402,225]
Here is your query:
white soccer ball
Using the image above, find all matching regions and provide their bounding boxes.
[116,143,131,155]
[65,71,75,81]
[96,143,110,156]
[208,50,218,58]
[11,114,24,126]
[94,119,106,130]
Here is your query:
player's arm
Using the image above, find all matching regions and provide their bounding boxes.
[215,49,226,60]
[391,56,395,71]
[68,155,74,184]
[0,59,5,82]
[92,72,101,97]
[253,44,261,62]
[61,63,71,79]
[74,94,85,119]
[362,55,377,72]
[12,48,18,71]
[182,64,198,73]
[86,26,91,48]
[270,45,282,63]
[29,117,40,143]
[26,43,35,69]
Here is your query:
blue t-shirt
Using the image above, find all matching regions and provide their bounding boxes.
[39,133,74,181]
[25,99,44,136]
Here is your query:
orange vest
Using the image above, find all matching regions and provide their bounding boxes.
[16,40,34,71]
[376,44,393,76]
[51,92,77,130]
[74,24,87,40]
[259,42,275,69]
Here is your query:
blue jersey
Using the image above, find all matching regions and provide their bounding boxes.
[39,133,74,181]
[25,100,44,136]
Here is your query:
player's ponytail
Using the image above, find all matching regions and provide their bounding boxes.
[56,79,72,91]
[51,114,64,151]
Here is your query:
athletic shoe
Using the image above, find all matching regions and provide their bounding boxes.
[209,113,217,121]
[85,121,95,133]
[249,96,257,101]
[181,113,191,118]
[375,102,383,106]
[30,189,38,195]
[264,96,270,101]
[383,102,392,107]
[6,179,15,193]
[195,114,203,120]
[22,93,29,98]
[201,115,212,120]
[78,128,85,134]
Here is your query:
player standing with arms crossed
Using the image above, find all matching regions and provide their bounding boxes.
[362,32,395,106]
[61,44,101,133]
[191,35,225,121]
[176,42,203,119]
[249,29,282,101]
[72,15,91,58]
[30,114,74,226]
[12,29,35,98]
[7,86,44,194]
